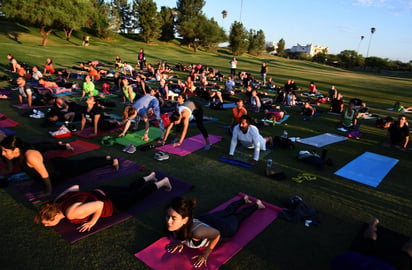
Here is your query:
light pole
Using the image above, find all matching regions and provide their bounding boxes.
[240,0,243,22]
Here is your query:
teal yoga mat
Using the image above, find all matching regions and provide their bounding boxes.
[334,152,399,188]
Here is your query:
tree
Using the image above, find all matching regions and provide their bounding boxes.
[90,0,120,38]
[199,17,226,50]
[229,21,248,56]
[112,0,132,33]
[176,0,205,51]
[277,38,285,57]
[2,0,87,46]
[338,50,364,68]
[159,6,175,42]
[136,0,161,43]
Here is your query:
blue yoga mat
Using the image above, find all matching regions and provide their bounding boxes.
[218,157,253,168]
[334,152,399,188]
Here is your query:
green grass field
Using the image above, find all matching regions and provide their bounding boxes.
[1,20,411,270]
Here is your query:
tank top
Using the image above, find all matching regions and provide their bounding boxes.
[179,101,196,116]
[183,219,211,248]
[343,108,355,127]
[56,190,113,224]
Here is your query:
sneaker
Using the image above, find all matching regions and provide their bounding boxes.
[122,144,132,153]
[203,144,211,150]
[50,125,71,138]
[154,151,169,161]
[127,145,136,154]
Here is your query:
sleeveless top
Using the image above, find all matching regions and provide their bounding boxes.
[56,190,113,224]
[183,219,211,248]
[123,85,136,101]
[178,101,196,116]
[343,108,355,127]
[20,151,55,181]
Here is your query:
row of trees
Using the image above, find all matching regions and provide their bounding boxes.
[1,0,266,55]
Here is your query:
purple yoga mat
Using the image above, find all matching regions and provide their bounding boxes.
[12,157,144,204]
[156,134,222,156]
[0,113,20,127]
[53,171,193,243]
[135,192,282,270]
[72,126,123,139]
[0,126,16,136]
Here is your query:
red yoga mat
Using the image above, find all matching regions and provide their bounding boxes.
[43,140,100,159]
[135,192,282,270]
[0,113,20,127]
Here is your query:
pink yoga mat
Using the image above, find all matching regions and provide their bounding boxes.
[72,126,123,139]
[135,193,282,270]
[0,113,20,127]
[156,134,222,156]
[43,140,100,159]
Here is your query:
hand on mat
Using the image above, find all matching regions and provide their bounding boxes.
[118,133,125,137]
[166,242,184,253]
[173,142,181,147]
[141,134,149,141]
[77,221,96,232]
[192,254,208,268]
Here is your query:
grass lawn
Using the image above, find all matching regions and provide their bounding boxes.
[1,19,411,270]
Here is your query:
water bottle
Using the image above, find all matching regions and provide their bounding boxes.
[267,157,272,168]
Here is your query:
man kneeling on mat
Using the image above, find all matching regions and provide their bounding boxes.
[34,172,171,232]
[165,195,265,268]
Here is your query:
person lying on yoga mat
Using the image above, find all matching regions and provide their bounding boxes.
[385,114,409,150]
[393,101,412,113]
[0,136,119,196]
[333,217,412,270]
[34,172,171,232]
[162,99,211,150]
[165,195,265,268]
[228,115,272,164]
[118,89,164,140]
[80,96,121,136]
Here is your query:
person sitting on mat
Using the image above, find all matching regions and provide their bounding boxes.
[162,99,211,150]
[80,96,121,136]
[34,172,171,232]
[385,114,409,150]
[0,136,119,196]
[81,75,99,98]
[339,101,358,131]
[165,195,265,268]
[118,89,164,140]
[228,115,272,164]
[301,100,315,118]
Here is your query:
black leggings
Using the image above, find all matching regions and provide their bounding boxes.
[176,105,209,140]
[50,156,113,180]
[199,198,258,238]
[99,178,157,211]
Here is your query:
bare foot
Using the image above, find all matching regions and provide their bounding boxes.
[66,143,74,152]
[364,217,379,240]
[243,195,252,204]
[157,177,172,192]
[143,172,157,182]
[112,158,119,171]
[256,199,266,209]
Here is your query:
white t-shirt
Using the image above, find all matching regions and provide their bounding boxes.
[229,124,266,161]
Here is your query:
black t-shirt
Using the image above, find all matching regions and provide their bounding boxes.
[388,122,409,145]
[83,105,102,127]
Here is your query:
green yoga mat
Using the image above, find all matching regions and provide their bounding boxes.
[115,127,162,146]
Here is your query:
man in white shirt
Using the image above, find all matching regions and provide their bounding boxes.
[228,115,272,163]
[225,76,236,95]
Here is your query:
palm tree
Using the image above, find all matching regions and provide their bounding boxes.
[357,35,364,54]
[221,10,227,27]
[366,27,376,58]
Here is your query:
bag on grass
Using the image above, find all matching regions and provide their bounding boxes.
[273,136,295,150]
[297,150,325,170]
[278,195,317,223]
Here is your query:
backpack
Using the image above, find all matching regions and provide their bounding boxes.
[297,150,325,170]
[273,136,295,150]
[278,195,318,223]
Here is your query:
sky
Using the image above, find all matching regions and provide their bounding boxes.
[154,0,412,62]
